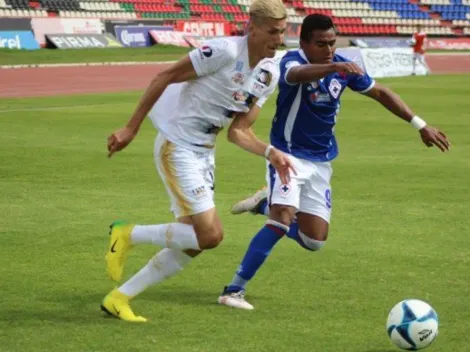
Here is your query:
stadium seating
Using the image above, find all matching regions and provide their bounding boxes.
[0,0,470,37]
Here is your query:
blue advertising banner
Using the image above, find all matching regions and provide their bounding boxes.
[0,31,40,50]
[351,37,412,49]
[114,25,173,47]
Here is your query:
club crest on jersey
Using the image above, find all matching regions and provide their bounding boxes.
[329,79,342,99]
[279,183,291,196]
[200,45,212,58]
[231,72,244,84]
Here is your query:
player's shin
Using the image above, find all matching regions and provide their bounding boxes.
[131,223,200,250]
[118,248,192,297]
[227,220,288,292]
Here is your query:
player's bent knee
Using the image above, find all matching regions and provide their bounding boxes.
[197,227,224,249]
[299,231,327,251]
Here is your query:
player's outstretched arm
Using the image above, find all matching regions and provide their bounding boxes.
[364,82,450,152]
[286,62,363,84]
[107,56,198,158]
[227,107,296,184]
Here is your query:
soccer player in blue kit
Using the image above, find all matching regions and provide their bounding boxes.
[217,14,450,310]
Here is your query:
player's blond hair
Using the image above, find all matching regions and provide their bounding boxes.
[249,0,287,22]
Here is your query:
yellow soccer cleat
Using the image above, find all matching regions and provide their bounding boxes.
[105,220,133,282]
[101,289,147,323]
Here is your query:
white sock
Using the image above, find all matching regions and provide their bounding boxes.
[118,248,192,297]
[131,223,200,250]
[298,231,326,251]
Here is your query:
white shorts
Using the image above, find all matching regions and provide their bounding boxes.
[266,154,333,223]
[154,133,215,219]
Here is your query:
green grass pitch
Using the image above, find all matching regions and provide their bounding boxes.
[0,75,469,352]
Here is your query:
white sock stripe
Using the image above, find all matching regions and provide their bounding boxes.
[266,219,290,233]
[298,231,326,251]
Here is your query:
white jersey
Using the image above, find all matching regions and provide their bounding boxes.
[149,36,280,151]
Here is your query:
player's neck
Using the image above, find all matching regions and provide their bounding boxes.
[247,36,264,69]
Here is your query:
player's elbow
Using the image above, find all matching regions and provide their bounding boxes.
[152,68,175,87]
[227,126,243,145]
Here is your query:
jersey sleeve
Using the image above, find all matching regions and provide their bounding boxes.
[254,60,280,108]
[189,38,237,77]
[279,57,301,86]
[256,83,276,108]
[347,72,376,94]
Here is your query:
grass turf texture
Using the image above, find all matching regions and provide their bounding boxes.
[1,75,469,352]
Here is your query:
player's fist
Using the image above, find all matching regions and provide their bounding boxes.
[267,148,297,184]
[419,125,450,152]
[107,126,137,158]
[333,62,364,75]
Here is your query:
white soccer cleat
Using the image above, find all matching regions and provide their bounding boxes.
[218,288,254,310]
[230,187,268,215]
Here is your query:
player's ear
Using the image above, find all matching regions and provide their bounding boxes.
[246,20,255,35]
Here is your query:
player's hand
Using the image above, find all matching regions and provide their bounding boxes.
[107,126,137,158]
[333,62,364,75]
[419,126,450,152]
[268,148,297,184]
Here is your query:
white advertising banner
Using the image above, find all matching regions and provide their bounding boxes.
[360,47,428,78]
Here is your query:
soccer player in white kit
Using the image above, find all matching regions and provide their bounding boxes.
[101,0,294,322]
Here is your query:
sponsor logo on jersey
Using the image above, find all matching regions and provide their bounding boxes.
[235,60,244,72]
[200,45,212,58]
[251,81,267,94]
[256,68,272,85]
[232,90,256,108]
[309,91,331,103]
[231,72,244,84]
[191,185,207,198]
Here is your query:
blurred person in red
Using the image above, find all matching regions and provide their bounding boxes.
[411,25,430,75]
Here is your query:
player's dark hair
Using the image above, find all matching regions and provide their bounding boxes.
[300,14,335,43]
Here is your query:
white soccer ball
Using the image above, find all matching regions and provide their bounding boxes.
[386,299,439,350]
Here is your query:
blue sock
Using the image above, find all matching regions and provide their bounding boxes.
[285,222,311,251]
[252,199,268,216]
[227,221,287,292]
[257,199,269,215]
